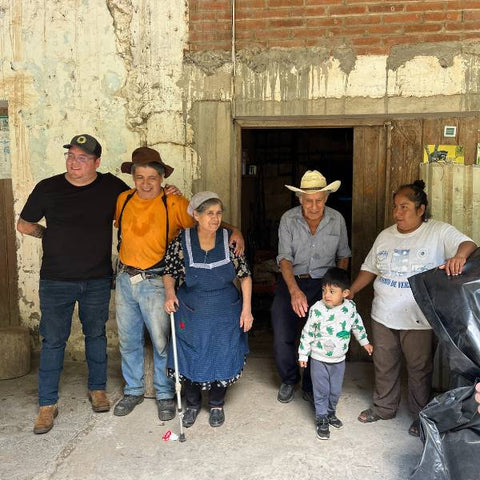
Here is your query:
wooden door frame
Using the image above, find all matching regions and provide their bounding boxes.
[0,108,19,327]
[234,116,388,265]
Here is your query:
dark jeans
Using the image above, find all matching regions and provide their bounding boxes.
[271,277,324,393]
[311,358,346,418]
[185,382,227,409]
[38,278,112,406]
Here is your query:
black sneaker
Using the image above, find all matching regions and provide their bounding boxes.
[277,383,295,403]
[157,398,176,421]
[316,416,330,440]
[182,408,199,428]
[327,413,343,429]
[113,395,144,416]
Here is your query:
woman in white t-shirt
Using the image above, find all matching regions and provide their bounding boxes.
[350,180,477,437]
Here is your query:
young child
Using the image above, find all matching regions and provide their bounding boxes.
[298,267,373,440]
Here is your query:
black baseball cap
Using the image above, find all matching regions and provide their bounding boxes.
[63,134,102,157]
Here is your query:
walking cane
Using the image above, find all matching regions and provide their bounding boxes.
[170,311,186,442]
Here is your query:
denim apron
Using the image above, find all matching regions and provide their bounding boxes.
[168,228,248,384]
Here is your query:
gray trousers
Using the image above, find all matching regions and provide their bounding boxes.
[372,320,433,419]
[311,358,346,419]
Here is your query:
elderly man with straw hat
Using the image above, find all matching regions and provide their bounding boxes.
[272,170,351,405]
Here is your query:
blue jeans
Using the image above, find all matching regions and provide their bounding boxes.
[38,278,112,406]
[115,272,174,400]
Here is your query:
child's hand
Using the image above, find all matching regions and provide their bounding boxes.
[364,343,373,356]
[299,360,308,368]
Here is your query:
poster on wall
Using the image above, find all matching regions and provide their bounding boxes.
[0,116,11,180]
[423,144,464,164]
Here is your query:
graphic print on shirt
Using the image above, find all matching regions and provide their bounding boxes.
[377,246,433,289]
[391,248,410,276]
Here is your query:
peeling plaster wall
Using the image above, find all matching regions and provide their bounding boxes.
[184,41,480,117]
[0,0,190,357]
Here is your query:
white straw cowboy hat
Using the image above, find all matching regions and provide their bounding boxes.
[285,170,341,194]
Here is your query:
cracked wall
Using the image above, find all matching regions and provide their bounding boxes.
[0,0,191,357]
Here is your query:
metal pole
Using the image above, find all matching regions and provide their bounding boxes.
[170,312,186,442]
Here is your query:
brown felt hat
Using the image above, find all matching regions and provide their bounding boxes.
[120,147,174,178]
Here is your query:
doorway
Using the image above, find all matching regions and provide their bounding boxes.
[240,128,354,342]
[0,103,19,327]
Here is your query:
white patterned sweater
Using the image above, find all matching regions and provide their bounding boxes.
[298,299,370,363]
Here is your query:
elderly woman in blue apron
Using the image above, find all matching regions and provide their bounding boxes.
[163,191,253,428]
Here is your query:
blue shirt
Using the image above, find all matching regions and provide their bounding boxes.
[277,205,351,279]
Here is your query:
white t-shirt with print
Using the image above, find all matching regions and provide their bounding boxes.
[361,219,473,330]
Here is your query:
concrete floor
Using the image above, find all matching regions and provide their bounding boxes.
[0,328,422,480]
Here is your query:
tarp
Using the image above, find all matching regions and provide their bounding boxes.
[409,248,480,480]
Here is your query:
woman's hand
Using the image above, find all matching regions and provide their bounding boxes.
[439,240,477,276]
[229,229,245,256]
[164,294,179,313]
[299,360,308,368]
[440,255,467,276]
[239,309,254,332]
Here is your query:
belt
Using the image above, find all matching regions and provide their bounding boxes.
[296,274,312,279]
[118,262,164,279]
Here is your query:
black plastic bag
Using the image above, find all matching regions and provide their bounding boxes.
[408,248,480,480]
[410,383,480,480]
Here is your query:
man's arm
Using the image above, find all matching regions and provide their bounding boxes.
[298,308,315,366]
[221,221,244,255]
[336,257,349,270]
[279,258,309,318]
[17,217,45,239]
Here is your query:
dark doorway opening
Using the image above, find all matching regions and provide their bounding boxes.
[241,128,354,346]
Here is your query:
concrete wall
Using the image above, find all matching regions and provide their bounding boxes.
[1,0,480,357]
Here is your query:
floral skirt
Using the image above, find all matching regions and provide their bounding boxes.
[167,357,246,390]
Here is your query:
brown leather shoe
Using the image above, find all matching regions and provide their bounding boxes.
[88,390,110,412]
[33,405,58,434]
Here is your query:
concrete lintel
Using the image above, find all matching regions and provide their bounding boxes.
[234,110,480,129]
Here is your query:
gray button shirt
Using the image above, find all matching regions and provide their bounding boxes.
[277,205,351,279]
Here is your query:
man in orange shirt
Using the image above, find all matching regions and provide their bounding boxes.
[113,147,243,420]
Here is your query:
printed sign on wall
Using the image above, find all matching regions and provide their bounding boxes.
[0,116,11,179]
[423,144,464,164]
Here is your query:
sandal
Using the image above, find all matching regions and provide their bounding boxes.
[408,419,420,437]
[358,408,382,423]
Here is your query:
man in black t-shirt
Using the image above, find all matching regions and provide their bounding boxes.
[18,134,129,434]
